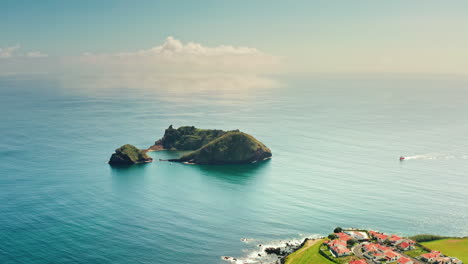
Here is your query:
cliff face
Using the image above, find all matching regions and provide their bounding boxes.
[109,144,153,165]
[156,125,237,150]
[173,132,272,165]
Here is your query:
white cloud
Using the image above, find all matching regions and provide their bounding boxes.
[0,45,21,58]
[70,36,280,75]
[57,36,282,94]
[25,51,48,58]
[0,45,48,59]
[0,37,281,95]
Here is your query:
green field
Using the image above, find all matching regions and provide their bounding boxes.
[405,245,429,258]
[285,239,336,264]
[421,238,468,263]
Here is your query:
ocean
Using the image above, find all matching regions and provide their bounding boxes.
[1,74,467,264]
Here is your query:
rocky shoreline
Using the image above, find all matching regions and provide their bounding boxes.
[221,237,321,264]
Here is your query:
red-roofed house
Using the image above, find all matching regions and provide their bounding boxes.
[374,233,389,243]
[421,251,442,262]
[330,246,351,257]
[384,250,401,262]
[369,231,388,242]
[336,232,353,241]
[375,244,391,253]
[362,243,379,252]
[398,257,414,264]
[328,239,347,249]
[397,241,414,251]
[349,259,367,264]
[389,235,404,244]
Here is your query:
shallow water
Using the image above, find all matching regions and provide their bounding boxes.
[1,75,467,264]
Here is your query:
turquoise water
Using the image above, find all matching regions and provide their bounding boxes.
[1,75,467,264]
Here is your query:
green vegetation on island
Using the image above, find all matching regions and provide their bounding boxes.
[109,144,153,165]
[171,131,272,165]
[155,125,234,150]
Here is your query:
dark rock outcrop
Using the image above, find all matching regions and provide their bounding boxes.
[109,144,153,165]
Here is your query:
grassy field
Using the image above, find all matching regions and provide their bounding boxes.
[285,239,335,264]
[404,245,429,258]
[421,238,468,263]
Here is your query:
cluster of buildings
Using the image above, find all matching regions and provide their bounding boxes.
[322,229,463,264]
[368,231,416,251]
[361,241,414,264]
[324,232,353,257]
[325,231,370,257]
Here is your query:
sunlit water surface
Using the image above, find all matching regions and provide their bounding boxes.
[1,75,467,264]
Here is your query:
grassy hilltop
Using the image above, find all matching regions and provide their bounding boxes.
[156,125,232,150]
[177,132,272,165]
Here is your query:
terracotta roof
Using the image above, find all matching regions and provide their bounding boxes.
[384,250,399,259]
[389,235,403,241]
[375,233,389,240]
[376,244,391,252]
[363,243,378,252]
[332,246,351,254]
[336,232,353,241]
[350,260,367,264]
[398,242,410,249]
[421,251,441,259]
[398,257,412,264]
[328,239,347,248]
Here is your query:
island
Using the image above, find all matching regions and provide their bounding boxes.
[150,125,272,165]
[108,144,153,165]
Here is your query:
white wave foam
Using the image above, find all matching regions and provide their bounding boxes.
[403,153,468,160]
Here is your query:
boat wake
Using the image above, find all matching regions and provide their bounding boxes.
[402,153,468,160]
[221,234,322,264]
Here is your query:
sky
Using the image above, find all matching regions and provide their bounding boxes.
[1,0,468,78]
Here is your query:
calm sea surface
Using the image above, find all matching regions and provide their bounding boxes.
[1,75,467,264]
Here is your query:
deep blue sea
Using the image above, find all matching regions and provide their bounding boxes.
[1,75,467,264]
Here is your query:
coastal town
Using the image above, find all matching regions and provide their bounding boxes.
[322,228,463,264]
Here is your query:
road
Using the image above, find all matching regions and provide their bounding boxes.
[353,244,364,258]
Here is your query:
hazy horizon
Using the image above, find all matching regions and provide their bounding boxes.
[2,0,468,80]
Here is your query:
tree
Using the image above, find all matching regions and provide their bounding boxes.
[328,234,338,240]
[334,227,343,233]
[383,238,392,246]
[347,239,358,247]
